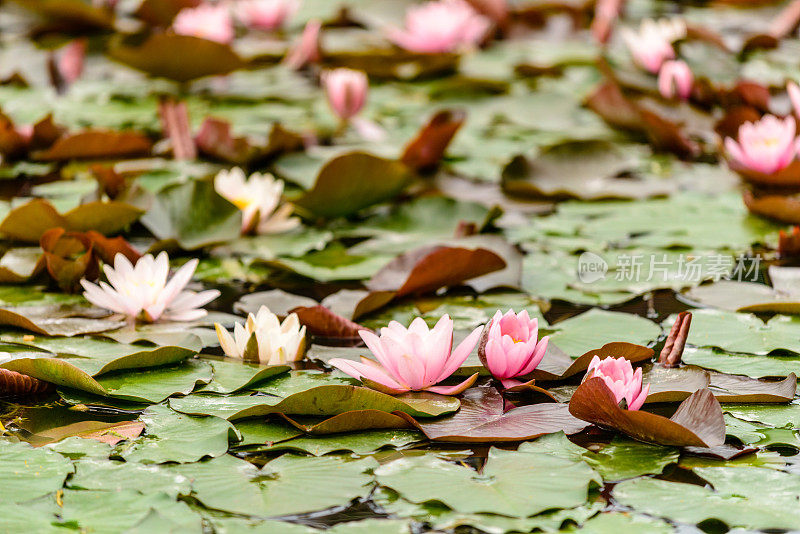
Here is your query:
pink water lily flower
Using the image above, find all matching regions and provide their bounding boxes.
[173,4,235,44]
[725,115,799,175]
[658,60,693,101]
[80,252,220,323]
[585,356,649,411]
[236,0,299,31]
[322,68,368,121]
[329,315,481,395]
[387,0,491,54]
[478,310,549,384]
[620,18,686,73]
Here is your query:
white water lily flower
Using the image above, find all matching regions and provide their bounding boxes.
[214,167,300,235]
[80,252,220,323]
[215,305,306,364]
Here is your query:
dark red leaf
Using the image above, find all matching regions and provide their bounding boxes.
[568,378,725,447]
[396,383,588,442]
[401,109,465,172]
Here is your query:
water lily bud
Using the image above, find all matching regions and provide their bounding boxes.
[322,68,369,121]
[478,310,549,382]
[585,356,649,411]
[329,315,481,396]
[725,115,799,175]
[216,306,307,365]
[658,60,693,101]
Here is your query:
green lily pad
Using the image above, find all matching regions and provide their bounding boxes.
[170,384,460,420]
[0,440,74,504]
[547,309,661,357]
[683,347,800,378]
[375,447,600,518]
[197,360,290,394]
[170,453,377,516]
[116,405,239,464]
[140,179,242,250]
[665,310,800,355]
[612,467,800,530]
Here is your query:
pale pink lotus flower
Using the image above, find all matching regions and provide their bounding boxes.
[330,315,482,395]
[586,355,649,411]
[658,59,693,101]
[80,252,219,323]
[478,310,549,384]
[322,68,368,121]
[387,0,491,54]
[620,18,686,73]
[214,167,300,234]
[235,0,299,31]
[787,81,800,119]
[173,4,235,44]
[284,18,321,69]
[215,305,306,364]
[725,115,799,175]
[58,39,87,85]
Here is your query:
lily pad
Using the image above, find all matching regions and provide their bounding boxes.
[116,404,239,464]
[170,384,460,420]
[0,440,74,504]
[293,152,414,218]
[375,447,600,518]
[547,309,661,357]
[569,378,726,447]
[398,384,588,442]
[0,198,142,243]
[170,453,377,516]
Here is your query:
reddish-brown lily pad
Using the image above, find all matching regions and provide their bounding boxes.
[0,199,143,243]
[711,372,797,403]
[396,384,589,443]
[291,305,369,342]
[354,245,506,318]
[743,188,800,225]
[401,109,465,172]
[569,377,726,447]
[33,130,152,161]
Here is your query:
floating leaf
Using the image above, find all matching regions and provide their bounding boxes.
[171,384,460,420]
[0,198,143,243]
[398,384,588,442]
[665,309,800,355]
[116,404,238,464]
[293,152,414,218]
[401,109,465,171]
[684,280,800,314]
[170,454,376,516]
[612,467,800,530]
[108,33,245,82]
[569,378,726,447]
[547,309,661,357]
[355,245,506,318]
[534,341,654,381]
[33,130,152,161]
[0,440,74,504]
[375,447,600,518]
[197,360,290,394]
[140,179,241,250]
